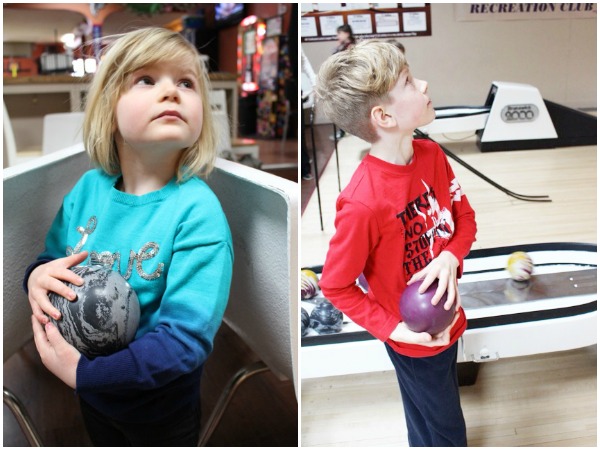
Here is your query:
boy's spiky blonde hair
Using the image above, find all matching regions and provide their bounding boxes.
[83,27,216,181]
[315,40,407,143]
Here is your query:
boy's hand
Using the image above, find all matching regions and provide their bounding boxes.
[407,250,460,310]
[27,252,88,324]
[389,311,460,347]
[32,316,80,389]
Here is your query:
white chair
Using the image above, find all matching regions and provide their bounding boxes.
[3,101,40,168]
[3,101,17,167]
[3,144,91,446]
[199,158,298,444]
[3,144,298,446]
[42,112,85,155]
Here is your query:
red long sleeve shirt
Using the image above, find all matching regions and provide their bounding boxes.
[319,139,477,358]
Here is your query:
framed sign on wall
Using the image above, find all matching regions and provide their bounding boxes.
[301,3,431,42]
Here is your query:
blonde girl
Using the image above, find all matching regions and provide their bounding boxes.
[26,27,233,446]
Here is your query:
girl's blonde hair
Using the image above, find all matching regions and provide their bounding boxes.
[83,27,216,181]
[314,40,407,143]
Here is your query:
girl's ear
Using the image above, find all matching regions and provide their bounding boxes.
[370,105,396,129]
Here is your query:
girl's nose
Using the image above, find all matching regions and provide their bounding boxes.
[160,79,180,102]
[418,79,428,95]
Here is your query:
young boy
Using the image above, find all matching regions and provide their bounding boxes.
[315,40,477,446]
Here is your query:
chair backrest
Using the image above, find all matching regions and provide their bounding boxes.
[3,144,91,361]
[206,159,298,395]
[42,112,85,155]
[4,101,19,168]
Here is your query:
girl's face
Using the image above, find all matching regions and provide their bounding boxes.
[114,57,203,157]
[337,30,350,44]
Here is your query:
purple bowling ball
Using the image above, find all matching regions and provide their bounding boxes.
[399,279,455,335]
[357,273,369,292]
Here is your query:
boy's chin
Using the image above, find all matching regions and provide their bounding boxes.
[419,116,436,128]
[424,110,436,126]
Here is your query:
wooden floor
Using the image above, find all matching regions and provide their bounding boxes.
[300,127,597,446]
[4,322,298,447]
[302,346,597,447]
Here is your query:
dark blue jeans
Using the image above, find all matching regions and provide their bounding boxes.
[79,397,201,446]
[385,342,467,447]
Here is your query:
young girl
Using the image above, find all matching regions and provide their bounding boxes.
[330,25,356,141]
[333,24,356,54]
[25,27,233,446]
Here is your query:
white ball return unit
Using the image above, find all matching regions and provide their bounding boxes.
[415,81,596,203]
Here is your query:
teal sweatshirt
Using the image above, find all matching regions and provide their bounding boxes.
[27,168,233,422]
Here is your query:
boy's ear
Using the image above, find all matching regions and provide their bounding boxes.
[370,105,395,129]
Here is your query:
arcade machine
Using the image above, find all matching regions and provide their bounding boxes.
[237,14,292,139]
[237,15,265,136]
[256,15,292,139]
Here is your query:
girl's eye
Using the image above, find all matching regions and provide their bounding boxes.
[136,76,154,85]
[179,79,195,89]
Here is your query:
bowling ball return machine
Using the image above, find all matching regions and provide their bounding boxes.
[415,81,597,203]
[421,81,597,152]
[301,243,597,384]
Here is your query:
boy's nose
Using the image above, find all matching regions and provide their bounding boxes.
[418,79,428,94]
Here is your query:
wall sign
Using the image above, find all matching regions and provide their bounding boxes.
[455,3,597,21]
[301,3,432,42]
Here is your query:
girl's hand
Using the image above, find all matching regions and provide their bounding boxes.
[27,252,88,324]
[389,311,460,347]
[407,251,460,310]
[32,316,80,389]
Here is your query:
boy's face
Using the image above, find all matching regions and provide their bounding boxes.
[114,56,203,156]
[384,68,435,131]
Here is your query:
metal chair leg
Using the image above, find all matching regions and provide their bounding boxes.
[197,360,269,447]
[3,387,44,447]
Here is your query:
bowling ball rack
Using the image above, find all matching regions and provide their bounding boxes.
[301,242,597,382]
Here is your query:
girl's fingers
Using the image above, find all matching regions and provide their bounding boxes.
[64,251,88,268]
[32,315,50,354]
[29,299,51,324]
[60,268,84,287]
[44,321,66,347]
[31,283,63,320]
[46,277,78,302]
